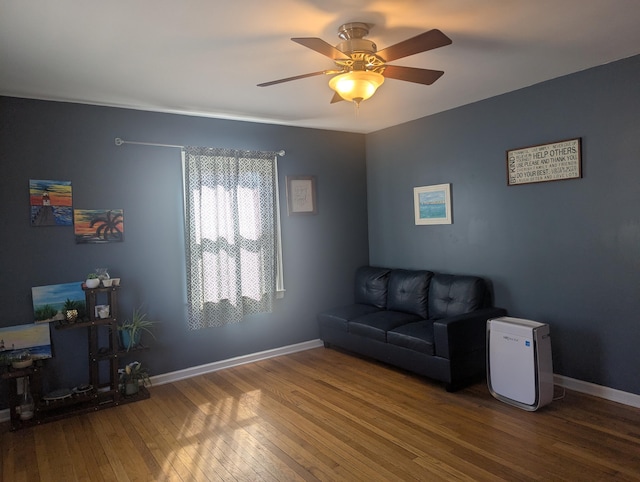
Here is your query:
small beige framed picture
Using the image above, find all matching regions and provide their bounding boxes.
[286,176,317,215]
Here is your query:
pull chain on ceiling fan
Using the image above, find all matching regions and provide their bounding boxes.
[258,22,452,106]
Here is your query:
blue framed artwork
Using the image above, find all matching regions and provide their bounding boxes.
[413,183,452,225]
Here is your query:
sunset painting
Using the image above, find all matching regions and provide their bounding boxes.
[74,209,124,244]
[30,179,73,226]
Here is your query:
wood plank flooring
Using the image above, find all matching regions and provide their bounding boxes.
[2,347,640,481]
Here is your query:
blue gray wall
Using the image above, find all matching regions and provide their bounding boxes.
[2,54,638,403]
[0,97,369,399]
[366,54,640,395]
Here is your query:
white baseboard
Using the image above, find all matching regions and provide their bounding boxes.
[149,339,324,386]
[0,339,324,423]
[3,342,639,423]
[554,374,640,408]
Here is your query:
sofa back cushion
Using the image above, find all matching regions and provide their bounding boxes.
[386,269,433,318]
[428,274,486,319]
[354,266,391,308]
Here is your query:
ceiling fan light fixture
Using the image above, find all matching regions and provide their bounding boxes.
[329,71,384,104]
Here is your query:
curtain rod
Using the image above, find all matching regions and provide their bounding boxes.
[114,138,285,156]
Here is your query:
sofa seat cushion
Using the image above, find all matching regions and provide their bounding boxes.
[318,304,382,332]
[387,321,436,355]
[349,310,422,342]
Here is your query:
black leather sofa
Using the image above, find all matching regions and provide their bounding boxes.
[318,266,507,391]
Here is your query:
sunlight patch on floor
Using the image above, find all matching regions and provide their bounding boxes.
[160,386,266,479]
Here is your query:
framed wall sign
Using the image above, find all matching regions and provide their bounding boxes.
[507,138,582,186]
[414,183,452,225]
[286,176,317,215]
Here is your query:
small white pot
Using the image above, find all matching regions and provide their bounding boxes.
[85,278,100,289]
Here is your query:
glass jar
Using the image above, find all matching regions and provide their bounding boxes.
[19,377,35,421]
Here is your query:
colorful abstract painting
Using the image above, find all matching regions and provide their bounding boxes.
[0,324,52,365]
[30,179,73,226]
[74,209,124,244]
[32,282,86,323]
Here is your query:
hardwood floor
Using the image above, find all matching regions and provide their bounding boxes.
[2,347,640,481]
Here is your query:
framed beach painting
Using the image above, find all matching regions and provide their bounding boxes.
[0,323,52,365]
[29,179,73,226]
[32,282,86,323]
[74,209,124,244]
[414,183,452,225]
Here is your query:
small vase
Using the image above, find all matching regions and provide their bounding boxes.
[19,378,35,421]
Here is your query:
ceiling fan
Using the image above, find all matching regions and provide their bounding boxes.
[258,22,452,106]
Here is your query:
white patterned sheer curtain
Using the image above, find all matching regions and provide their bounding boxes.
[183,146,284,329]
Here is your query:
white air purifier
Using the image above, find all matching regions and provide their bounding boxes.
[487,317,553,411]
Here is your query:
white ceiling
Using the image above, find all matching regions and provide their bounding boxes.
[1,1,639,134]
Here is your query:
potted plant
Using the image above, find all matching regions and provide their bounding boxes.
[119,361,151,396]
[85,272,100,289]
[118,307,157,351]
[63,298,79,323]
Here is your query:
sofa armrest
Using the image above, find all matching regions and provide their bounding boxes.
[433,307,507,359]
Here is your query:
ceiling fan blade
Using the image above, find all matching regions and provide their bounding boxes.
[292,37,350,60]
[330,92,344,104]
[382,65,444,85]
[257,71,329,87]
[376,29,452,62]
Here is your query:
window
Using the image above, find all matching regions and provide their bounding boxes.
[183,146,284,329]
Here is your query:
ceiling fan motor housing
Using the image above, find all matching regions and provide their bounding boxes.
[337,38,377,55]
[337,22,370,40]
[336,22,377,55]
